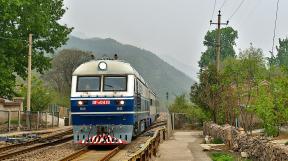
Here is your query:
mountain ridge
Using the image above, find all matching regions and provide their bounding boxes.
[62,36,196,103]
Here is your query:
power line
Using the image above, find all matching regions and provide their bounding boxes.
[211,0,217,20]
[209,0,217,31]
[271,0,280,56]
[219,0,227,10]
[228,0,246,20]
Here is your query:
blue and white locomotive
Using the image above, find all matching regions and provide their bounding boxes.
[70,58,158,145]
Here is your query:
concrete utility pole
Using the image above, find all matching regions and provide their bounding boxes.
[210,10,229,72]
[27,33,32,112]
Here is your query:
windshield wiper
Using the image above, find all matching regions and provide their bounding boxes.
[104,84,116,91]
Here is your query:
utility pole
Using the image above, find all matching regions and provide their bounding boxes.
[210,10,229,72]
[26,33,32,129]
[27,33,32,112]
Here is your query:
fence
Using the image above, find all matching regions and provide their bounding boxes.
[0,110,60,133]
[171,113,202,130]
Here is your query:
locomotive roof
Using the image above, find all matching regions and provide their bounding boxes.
[73,60,146,85]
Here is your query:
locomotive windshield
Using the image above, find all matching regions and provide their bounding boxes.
[103,76,127,91]
[77,76,100,92]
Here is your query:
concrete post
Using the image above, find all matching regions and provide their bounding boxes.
[26,111,30,130]
[172,113,175,131]
[57,112,60,127]
[52,112,54,128]
[45,112,48,128]
[17,111,21,131]
[36,111,39,130]
[8,111,11,132]
[69,111,71,126]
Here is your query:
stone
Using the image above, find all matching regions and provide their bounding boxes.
[241,152,249,158]
[204,135,211,144]
[200,144,211,151]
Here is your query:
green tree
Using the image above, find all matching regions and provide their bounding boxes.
[44,49,94,96]
[252,69,288,136]
[170,95,208,123]
[190,64,222,123]
[0,0,72,98]
[274,38,288,69]
[19,76,53,111]
[199,27,238,69]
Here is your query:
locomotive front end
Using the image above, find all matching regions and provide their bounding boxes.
[70,60,136,145]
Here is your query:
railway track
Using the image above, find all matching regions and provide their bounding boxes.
[59,121,166,161]
[0,129,73,160]
[0,128,72,154]
[59,146,122,161]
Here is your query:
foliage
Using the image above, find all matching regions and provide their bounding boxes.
[211,138,224,144]
[251,69,288,136]
[199,27,238,69]
[169,95,208,123]
[191,43,288,136]
[0,0,72,98]
[211,152,234,161]
[271,38,288,68]
[191,64,225,123]
[44,49,93,96]
[19,76,54,111]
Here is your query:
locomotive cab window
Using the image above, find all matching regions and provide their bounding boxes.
[103,76,127,91]
[77,76,100,92]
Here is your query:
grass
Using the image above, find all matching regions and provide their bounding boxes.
[4,119,19,125]
[210,152,252,161]
[211,152,234,161]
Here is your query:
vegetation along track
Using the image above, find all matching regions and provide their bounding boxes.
[0,129,73,160]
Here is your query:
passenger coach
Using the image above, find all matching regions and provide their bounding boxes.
[70,58,158,145]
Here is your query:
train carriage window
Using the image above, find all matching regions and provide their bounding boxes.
[103,76,127,91]
[77,76,100,92]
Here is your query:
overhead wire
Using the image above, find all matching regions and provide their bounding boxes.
[271,0,280,56]
[219,0,227,11]
[209,0,217,31]
[211,0,217,20]
[228,0,246,20]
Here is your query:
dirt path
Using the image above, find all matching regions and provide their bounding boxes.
[155,131,211,161]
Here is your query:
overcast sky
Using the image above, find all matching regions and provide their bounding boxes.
[61,0,288,79]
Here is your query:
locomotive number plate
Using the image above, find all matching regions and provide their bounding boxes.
[92,100,110,105]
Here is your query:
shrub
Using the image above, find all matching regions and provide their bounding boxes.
[211,152,233,161]
[211,138,224,144]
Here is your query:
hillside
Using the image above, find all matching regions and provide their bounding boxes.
[62,36,196,103]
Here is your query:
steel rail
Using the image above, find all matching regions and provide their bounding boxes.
[0,129,72,153]
[58,147,89,161]
[0,135,73,160]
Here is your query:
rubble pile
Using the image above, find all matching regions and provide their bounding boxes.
[203,122,288,161]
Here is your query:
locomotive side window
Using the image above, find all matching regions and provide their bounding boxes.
[103,76,127,91]
[77,76,101,92]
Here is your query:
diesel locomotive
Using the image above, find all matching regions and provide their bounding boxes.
[70,58,158,145]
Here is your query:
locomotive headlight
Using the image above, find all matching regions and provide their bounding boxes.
[77,100,84,106]
[116,100,125,106]
[77,100,88,106]
[98,62,107,70]
[119,100,125,105]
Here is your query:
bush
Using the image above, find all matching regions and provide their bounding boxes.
[211,152,233,161]
[211,138,224,144]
